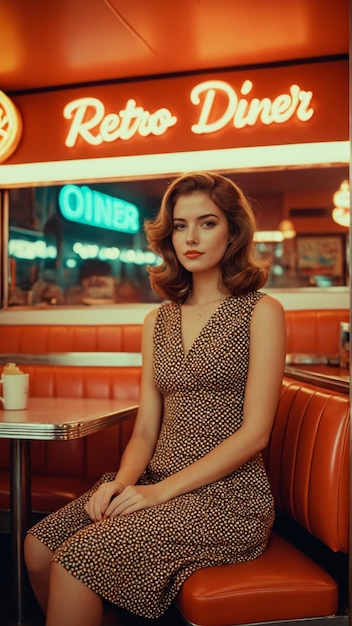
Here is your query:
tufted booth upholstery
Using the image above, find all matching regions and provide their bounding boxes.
[177,377,350,625]
[284,308,348,355]
[0,324,143,354]
[0,308,348,357]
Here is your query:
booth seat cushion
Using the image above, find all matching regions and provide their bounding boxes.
[177,533,338,626]
[0,474,95,513]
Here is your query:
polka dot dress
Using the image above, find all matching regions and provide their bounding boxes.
[28,292,274,619]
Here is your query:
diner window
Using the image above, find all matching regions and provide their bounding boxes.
[4,177,349,308]
[7,183,163,307]
[256,236,347,289]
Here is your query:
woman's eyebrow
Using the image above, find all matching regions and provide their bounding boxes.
[198,213,219,219]
[173,213,219,221]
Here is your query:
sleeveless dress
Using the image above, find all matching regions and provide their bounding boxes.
[28,292,274,619]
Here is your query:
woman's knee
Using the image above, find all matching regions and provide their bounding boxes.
[24,533,54,574]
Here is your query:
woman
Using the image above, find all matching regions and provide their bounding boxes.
[24,172,286,626]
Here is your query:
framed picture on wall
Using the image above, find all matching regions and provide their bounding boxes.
[296,235,345,279]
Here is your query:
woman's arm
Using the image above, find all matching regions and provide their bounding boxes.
[106,295,286,516]
[114,308,163,486]
[85,308,162,521]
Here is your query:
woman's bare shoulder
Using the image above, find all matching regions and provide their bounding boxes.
[253,293,285,324]
[144,307,159,322]
[143,305,163,336]
[144,305,163,325]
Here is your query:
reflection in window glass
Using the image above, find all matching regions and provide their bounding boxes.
[257,238,346,288]
[6,183,348,307]
[8,184,162,307]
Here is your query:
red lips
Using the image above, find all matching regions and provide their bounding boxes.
[185,250,202,259]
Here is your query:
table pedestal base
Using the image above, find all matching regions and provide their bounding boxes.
[10,439,32,625]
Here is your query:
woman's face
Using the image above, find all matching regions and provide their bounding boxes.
[171,192,230,274]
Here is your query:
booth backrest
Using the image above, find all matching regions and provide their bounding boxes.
[0,324,143,353]
[264,377,349,553]
[0,309,348,357]
[16,364,142,402]
[284,308,348,355]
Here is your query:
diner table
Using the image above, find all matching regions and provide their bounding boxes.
[0,397,138,625]
[285,357,350,395]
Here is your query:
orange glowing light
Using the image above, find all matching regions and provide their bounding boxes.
[332,180,350,228]
[0,91,23,163]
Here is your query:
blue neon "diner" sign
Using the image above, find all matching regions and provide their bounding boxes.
[58,185,140,233]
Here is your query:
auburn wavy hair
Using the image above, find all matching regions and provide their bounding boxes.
[144,172,270,302]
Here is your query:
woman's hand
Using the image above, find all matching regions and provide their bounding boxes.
[85,480,125,522]
[104,484,163,518]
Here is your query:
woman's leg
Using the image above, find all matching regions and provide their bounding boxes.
[46,562,103,626]
[24,534,54,613]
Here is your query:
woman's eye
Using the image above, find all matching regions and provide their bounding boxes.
[173,223,185,231]
[201,220,216,228]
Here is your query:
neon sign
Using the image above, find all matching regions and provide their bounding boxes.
[59,185,140,233]
[0,91,22,163]
[63,79,314,148]
[72,241,159,265]
[64,98,177,147]
[190,80,314,133]
[9,239,57,261]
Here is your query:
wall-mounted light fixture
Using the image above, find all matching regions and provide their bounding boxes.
[278,219,296,239]
[332,179,350,228]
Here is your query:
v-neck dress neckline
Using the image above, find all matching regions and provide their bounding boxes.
[177,296,230,358]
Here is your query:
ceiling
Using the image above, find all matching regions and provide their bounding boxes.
[0,0,349,201]
[0,0,349,93]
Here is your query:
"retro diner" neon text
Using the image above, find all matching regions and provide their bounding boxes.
[64,78,314,148]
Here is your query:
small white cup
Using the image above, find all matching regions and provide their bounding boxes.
[0,373,29,410]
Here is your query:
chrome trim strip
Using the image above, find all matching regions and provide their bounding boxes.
[0,352,142,367]
[0,406,138,440]
[284,366,349,394]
